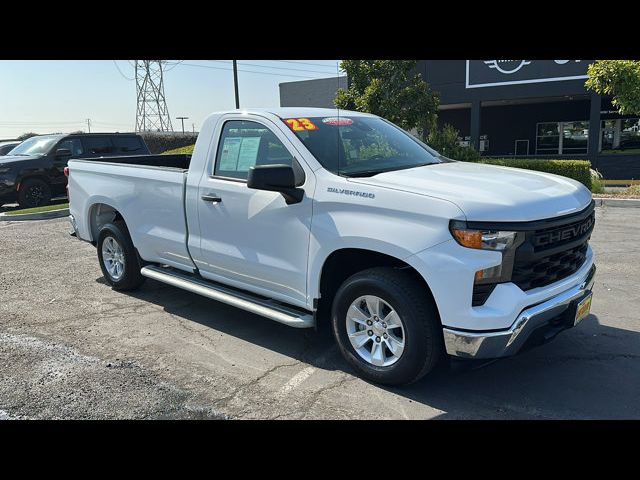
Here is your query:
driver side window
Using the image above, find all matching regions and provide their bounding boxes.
[56,138,84,157]
[213,120,294,181]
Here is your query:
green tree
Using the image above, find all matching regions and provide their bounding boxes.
[585,60,640,115]
[17,132,38,141]
[334,60,439,141]
[427,124,481,162]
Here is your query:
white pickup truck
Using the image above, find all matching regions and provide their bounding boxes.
[68,108,596,385]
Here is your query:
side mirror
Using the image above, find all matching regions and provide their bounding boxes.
[247,164,304,204]
[55,148,72,157]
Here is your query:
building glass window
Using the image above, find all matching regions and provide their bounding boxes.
[536,121,589,155]
[601,118,640,153]
[536,123,560,154]
[562,121,589,153]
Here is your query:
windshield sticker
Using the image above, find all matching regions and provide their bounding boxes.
[322,117,353,126]
[284,118,318,132]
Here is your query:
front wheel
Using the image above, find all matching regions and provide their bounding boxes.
[331,267,444,386]
[97,221,145,291]
[18,178,51,209]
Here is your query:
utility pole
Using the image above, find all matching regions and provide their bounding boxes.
[192,123,195,133]
[232,60,240,109]
[86,118,91,133]
[176,116,189,134]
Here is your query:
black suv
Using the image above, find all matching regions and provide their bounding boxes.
[0,133,150,208]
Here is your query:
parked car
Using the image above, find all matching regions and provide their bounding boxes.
[0,141,20,156]
[0,133,150,208]
[68,108,596,386]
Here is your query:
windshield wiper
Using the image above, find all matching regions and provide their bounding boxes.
[346,169,390,178]
[345,162,437,178]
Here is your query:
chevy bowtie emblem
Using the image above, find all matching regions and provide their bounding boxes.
[484,60,532,74]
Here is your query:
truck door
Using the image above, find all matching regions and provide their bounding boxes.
[51,138,83,194]
[192,117,314,309]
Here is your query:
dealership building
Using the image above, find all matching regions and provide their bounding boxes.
[279,60,640,180]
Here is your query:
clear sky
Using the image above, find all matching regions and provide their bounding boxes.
[0,60,341,139]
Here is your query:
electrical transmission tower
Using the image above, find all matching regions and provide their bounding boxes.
[135,60,173,132]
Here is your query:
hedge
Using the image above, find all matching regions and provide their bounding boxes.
[140,132,198,154]
[477,159,592,190]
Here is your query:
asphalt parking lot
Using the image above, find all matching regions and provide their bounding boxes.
[0,206,638,419]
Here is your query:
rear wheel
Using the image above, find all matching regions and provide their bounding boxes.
[97,221,145,291]
[18,179,51,209]
[331,267,444,386]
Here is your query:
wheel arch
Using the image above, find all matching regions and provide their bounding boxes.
[315,248,439,324]
[17,174,51,192]
[87,202,126,244]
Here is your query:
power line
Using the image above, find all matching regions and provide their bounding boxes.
[164,60,184,72]
[113,60,134,81]
[0,121,86,126]
[270,60,341,68]
[204,60,337,74]
[176,62,323,79]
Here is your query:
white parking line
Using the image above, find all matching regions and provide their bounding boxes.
[278,367,316,396]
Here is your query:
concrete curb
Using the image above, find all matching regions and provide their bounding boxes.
[593,197,640,208]
[0,208,69,222]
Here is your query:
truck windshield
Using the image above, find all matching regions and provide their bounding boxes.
[282,116,441,177]
[8,136,60,156]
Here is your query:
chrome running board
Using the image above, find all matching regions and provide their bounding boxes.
[140,265,315,329]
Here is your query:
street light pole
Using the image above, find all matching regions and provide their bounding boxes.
[176,116,189,135]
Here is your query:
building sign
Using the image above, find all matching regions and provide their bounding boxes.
[466,60,591,89]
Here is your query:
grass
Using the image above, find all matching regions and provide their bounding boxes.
[4,202,69,216]
[601,148,640,155]
[163,145,195,155]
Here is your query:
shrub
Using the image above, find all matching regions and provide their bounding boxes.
[478,158,593,190]
[427,124,481,162]
[140,132,198,154]
[622,184,640,196]
[590,169,604,194]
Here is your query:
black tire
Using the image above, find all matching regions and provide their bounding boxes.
[97,221,145,291]
[331,267,444,386]
[18,178,51,209]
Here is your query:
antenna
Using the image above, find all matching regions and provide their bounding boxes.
[135,60,173,132]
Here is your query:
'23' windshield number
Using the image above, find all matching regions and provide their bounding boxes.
[284,118,318,131]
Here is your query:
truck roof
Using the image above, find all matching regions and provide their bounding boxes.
[227,107,376,119]
[26,132,141,140]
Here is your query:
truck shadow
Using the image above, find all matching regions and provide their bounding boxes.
[116,278,640,419]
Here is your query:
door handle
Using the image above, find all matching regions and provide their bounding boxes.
[201,194,222,203]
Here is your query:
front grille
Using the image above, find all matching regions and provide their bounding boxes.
[511,240,589,290]
[470,201,595,306]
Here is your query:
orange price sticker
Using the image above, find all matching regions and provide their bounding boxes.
[284,118,318,131]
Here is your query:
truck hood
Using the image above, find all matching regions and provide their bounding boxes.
[0,155,40,165]
[349,161,593,222]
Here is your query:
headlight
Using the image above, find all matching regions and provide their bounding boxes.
[450,220,524,284]
[450,224,518,251]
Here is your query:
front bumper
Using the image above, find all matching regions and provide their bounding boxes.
[443,264,596,359]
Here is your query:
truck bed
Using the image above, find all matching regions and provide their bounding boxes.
[86,153,191,170]
[68,157,195,272]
